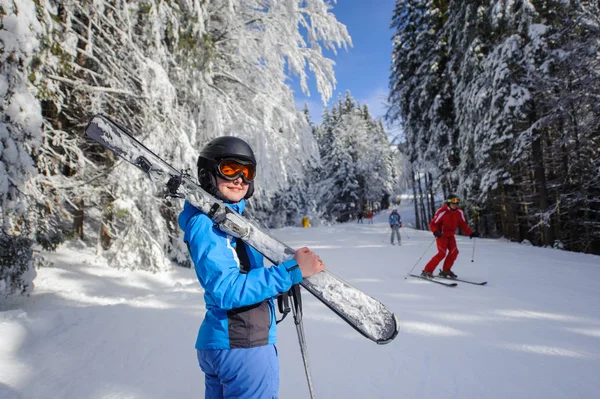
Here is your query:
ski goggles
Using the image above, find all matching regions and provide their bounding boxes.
[216,158,256,183]
[446,197,461,204]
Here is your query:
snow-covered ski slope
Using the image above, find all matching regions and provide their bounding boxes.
[2,204,599,398]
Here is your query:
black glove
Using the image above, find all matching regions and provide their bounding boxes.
[470,232,479,239]
[433,230,442,238]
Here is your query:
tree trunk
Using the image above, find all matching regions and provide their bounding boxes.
[99,208,113,251]
[569,103,592,253]
[417,171,427,229]
[499,181,509,238]
[427,172,436,220]
[531,129,553,246]
[411,166,421,230]
[99,223,110,251]
[423,172,431,222]
[73,199,84,239]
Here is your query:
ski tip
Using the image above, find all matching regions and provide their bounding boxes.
[375,314,400,345]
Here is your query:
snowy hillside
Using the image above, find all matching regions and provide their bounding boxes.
[2,206,599,399]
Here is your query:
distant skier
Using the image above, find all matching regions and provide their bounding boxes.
[357,210,364,224]
[421,195,479,279]
[366,210,374,224]
[178,136,325,398]
[389,209,402,245]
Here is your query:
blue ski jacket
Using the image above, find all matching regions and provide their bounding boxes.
[178,200,303,350]
[389,212,402,227]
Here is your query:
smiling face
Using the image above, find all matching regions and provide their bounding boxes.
[216,176,249,203]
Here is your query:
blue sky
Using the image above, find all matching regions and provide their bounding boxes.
[292,0,397,126]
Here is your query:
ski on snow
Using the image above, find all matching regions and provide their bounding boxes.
[85,114,399,345]
[409,274,487,287]
[409,274,458,287]
[433,275,487,286]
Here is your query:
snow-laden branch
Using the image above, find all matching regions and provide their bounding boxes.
[46,75,145,97]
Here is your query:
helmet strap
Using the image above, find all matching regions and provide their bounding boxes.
[244,180,254,199]
[198,168,221,199]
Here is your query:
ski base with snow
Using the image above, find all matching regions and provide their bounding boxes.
[409,274,458,287]
[85,114,399,345]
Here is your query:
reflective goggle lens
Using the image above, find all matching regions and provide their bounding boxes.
[218,159,256,182]
[447,197,460,204]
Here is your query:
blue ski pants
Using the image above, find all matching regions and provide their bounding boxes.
[197,345,279,399]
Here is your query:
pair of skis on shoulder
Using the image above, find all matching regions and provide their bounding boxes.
[409,273,487,287]
[85,114,399,345]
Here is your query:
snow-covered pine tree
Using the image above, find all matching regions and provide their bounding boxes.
[517,0,600,251]
[310,92,400,222]
[388,0,600,253]
[0,0,43,295]
[8,0,351,278]
[388,0,450,228]
[321,120,359,222]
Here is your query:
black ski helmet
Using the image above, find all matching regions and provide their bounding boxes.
[445,194,460,205]
[197,136,257,200]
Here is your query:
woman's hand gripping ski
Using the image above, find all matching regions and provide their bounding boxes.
[294,247,326,278]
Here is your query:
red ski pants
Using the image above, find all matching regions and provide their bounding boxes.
[423,236,459,273]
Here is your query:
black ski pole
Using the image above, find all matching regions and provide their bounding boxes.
[471,238,476,263]
[405,238,436,278]
[290,285,316,398]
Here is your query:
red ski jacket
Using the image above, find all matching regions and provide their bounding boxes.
[429,204,473,238]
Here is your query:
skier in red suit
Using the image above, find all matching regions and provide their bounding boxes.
[421,195,478,279]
